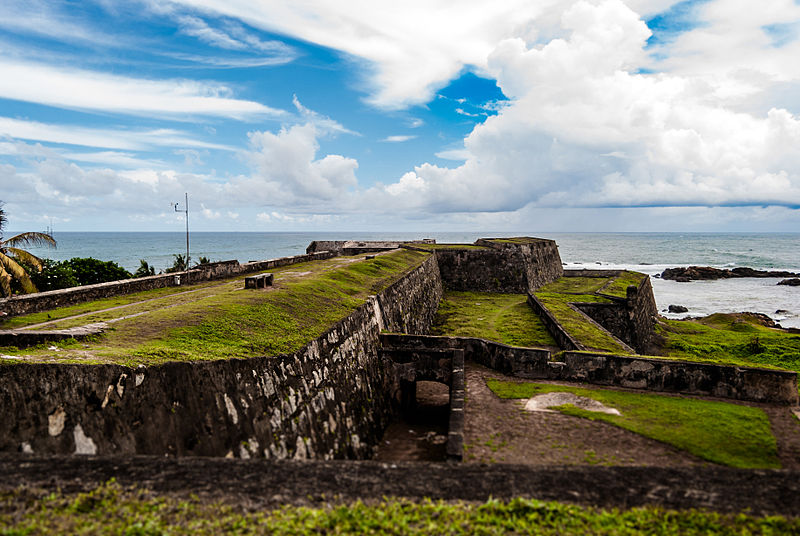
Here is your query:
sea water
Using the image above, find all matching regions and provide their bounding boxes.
[17,231,800,328]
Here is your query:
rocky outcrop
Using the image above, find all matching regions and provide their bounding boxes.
[661,266,800,282]
[778,278,800,286]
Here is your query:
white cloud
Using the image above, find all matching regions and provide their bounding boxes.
[435,148,470,161]
[455,108,480,117]
[176,14,296,61]
[242,123,358,201]
[291,95,359,135]
[0,59,285,120]
[256,211,333,224]
[380,135,416,143]
[0,117,236,152]
[61,151,167,169]
[161,0,566,109]
[0,0,117,47]
[371,0,800,212]
[201,203,221,219]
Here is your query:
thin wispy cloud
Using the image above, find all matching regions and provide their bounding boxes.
[0,59,285,120]
[380,135,417,143]
[0,117,237,152]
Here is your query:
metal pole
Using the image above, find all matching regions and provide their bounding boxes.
[173,193,190,284]
[184,192,190,282]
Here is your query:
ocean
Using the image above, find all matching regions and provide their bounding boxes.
[18,231,800,328]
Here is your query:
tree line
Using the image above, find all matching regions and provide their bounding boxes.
[0,202,210,297]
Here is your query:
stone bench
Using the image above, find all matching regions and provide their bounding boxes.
[244,273,274,289]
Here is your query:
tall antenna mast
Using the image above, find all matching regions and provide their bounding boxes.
[173,193,189,281]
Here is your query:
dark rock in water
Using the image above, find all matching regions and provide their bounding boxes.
[661,266,800,281]
[778,278,800,286]
[668,305,689,313]
[776,309,790,314]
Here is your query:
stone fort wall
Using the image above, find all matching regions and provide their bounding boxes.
[0,254,442,458]
[431,238,563,293]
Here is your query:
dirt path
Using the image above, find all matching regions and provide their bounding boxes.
[464,363,709,467]
[16,255,364,332]
[766,407,800,470]
[16,282,232,330]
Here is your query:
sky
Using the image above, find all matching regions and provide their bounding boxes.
[1,0,800,233]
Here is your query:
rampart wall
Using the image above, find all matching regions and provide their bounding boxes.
[562,270,658,354]
[0,254,443,458]
[0,252,337,318]
[379,334,799,405]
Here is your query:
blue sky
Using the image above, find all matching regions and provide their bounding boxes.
[1,0,800,233]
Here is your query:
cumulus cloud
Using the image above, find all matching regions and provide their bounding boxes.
[371,0,800,212]
[242,123,358,201]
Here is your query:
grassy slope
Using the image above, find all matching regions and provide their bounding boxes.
[601,271,647,298]
[430,291,556,348]
[0,282,224,330]
[0,250,429,365]
[534,292,628,353]
[487,380,779,469]
[2,481,797,535]
[534,273,646,354]
[658,314,800,372]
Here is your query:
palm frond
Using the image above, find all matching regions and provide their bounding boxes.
[4,247,43,271]
[3,231,56,249]
[0,264,11,297]
[0,251,38,294]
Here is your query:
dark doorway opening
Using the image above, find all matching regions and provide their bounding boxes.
[373,381,450,461]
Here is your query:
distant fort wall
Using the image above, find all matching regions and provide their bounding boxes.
[428,238,564,293]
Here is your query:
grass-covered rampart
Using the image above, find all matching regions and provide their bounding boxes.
[2,480,797,535]
[0,250,430,365]
[487,380,780,469]
[430,291,556,348]
[533,272,647,354]
[657,313,800,373]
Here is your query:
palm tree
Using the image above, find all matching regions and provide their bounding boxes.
[0,204,56,297]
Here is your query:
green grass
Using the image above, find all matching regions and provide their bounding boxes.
[0,282,225,330]
[658,314,800,372]
[534,293,629,353]
[408,243,489,250]
[2,480,797,535]
[487,380,779,469]
[601,271,647,298]
[534,272,650,354]
[430,291,557,347]
[1,250,429,365]
[485,237,547,245]
[537,277,609,295]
